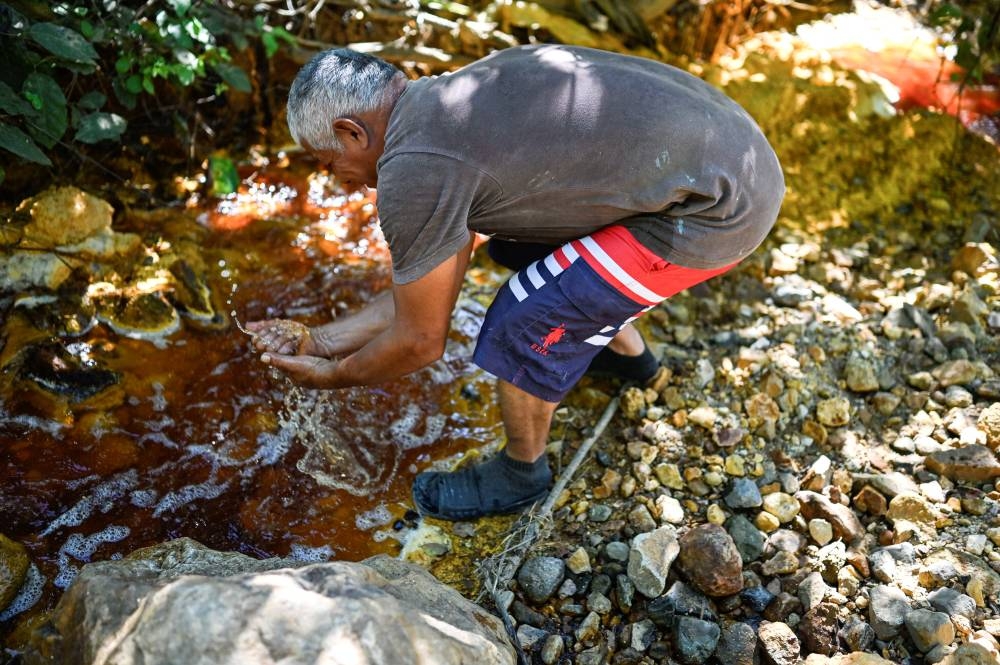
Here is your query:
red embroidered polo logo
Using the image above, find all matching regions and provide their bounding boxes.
[531,323,566,356]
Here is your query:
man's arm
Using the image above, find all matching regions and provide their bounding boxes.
[260,233,474,389]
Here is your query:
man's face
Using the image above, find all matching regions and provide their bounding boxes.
[303,140,374,192]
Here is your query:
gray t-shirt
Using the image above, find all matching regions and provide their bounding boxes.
[376,44,785,284]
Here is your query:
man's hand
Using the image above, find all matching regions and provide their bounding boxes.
[246,319,316,356]
[260,352,341,389]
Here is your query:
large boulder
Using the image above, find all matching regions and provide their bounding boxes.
[24,538,514,665]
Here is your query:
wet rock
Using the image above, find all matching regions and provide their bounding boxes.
[725,478,763,509]
[649,581,715,625]
[517,556,565,604]
[24,538,514,665]
[925,445,1000,482]
[19,186,112,246]
[795,491,864,545]
[868,585,910,640]
[540,634,564,664]
[979,403,1000,449]
[95,291,182,340]
[0,534,29,612]
[838,617,876,653]
[674,616,720,665]
[758,621,800,665]
[678,524,743,597]
[714,622,756,665]
[14,340,120,402]
[577,642,610,665]
[816,398,850,427]
[905,609,955,653]
[928,587,976,620]
[799,602,839,656]
[762,492,799,523]
[627,525,679,598]
[844,353,879,393]
[726,515,766,563]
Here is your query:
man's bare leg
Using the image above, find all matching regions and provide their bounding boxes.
[498,380,559,462]
[606,324,645,357]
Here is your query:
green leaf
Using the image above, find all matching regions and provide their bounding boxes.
[212,63,251,93]
[168,0,192,16]
[0,81,34,117]
[142,75,155,95]
[23,73,68,149]
[112,78,138,110]
[0,123,52,165]
[80,19,94,39]
[116,55,133,74]
[75,112,126,143]
[126,74,143,94]
[262,32,278,59]
[28,23,98,66]
[208,154,240,196]
[77,91,106,111]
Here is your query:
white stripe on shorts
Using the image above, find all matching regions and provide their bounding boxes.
[579,236,666,303]
[509,272,529,302]
[526,261,545,289]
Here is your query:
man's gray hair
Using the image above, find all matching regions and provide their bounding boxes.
[287,49,401,151]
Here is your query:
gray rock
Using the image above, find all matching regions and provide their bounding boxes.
[869,543,915,584]
[845,352,880,392]
[575,611,602,642]
[757,621,800,665]
[628,504,657,532]
[540,635,564,665]
[517,556,565,604]
[589,504,613,522]
[713,622,756,665]
[838,616,876,652]
[725,515,766,563]
[928,587,976,620]
[905,609,955,653]
[725,478,763,509]
[648,581,715,625]
[587,591,612,614]
[740,585,774,613]
[797,572,828,612]
[615,574,635,612]
[630,619,657,652]
[674,616,720,665]
[869,584,911,640]
[24,538,514,665]
[516,624,548,651]
[604,541,630,562]
[814,541,848,585]
[627,526,679,598]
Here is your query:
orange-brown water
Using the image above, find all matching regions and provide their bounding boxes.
[0,168,502,633]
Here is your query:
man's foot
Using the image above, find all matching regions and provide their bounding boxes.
[586,344,660,383]
[411,450,552,520]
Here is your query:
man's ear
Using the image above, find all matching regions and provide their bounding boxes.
[332,118,369,149]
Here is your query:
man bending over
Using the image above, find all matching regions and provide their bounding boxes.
[248,45,785,521]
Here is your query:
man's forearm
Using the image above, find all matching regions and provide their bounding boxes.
[318,319,442,388]
[309,290,395,357]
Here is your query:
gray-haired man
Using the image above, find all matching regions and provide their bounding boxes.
[249,45,784,520]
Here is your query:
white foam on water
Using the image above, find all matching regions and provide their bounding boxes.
[152,475,231,517]
[41,470,139,536]
[0,564,45,621]
[0,413,67,436]
[253,428,294,466]
[54,525,131,589]
[288,544,334,562]
[389,404,446,451]
[354,504,393,531]
[150,382,167,412]
[129,489,158,508]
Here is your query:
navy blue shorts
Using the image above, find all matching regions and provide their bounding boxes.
[473,226,736,402]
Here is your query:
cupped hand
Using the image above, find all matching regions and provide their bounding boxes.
[260,352,339,389]
[246,319,313,355]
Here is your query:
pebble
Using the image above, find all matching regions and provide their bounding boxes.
[654,463,684,490]
[725,478,763,509]
[928,587,977,620]
[587,591,612,615]
[868,584,911,640]
[656,495,685,524]
[762,492,799,523]
[575,611,602,642]
[816,397,851,427]
[605,541,630,562]
[925,445,1000,483]
[799,603,839,656]
[706,504,726,525]
[688,406,716,429]
[939,642,1000,665]
[845,353,880,392]
[762,550,799,576]
[649,581,715,624]
[808,518,834,546]
[978,403,1000,448]
[627,525,679,598]
[905,609,956,653]
[616,574,635,612]
[967,534,988,556]
[0,534,29,611]
[726,515,766,563]
[516,624,548,650]
[798,572,828,612]
[540,635,564,664]
[741,585,774,613]
[566,547,592,574]
[714,622,756,665]
[796,490,865,544]
[932,359,978,387]
[758,621,801,665]
[673,616,720,665]
[838,617,876,652]
[755,510,781,533]
[629,618,656,652]
[627,504,656,533]
[517,556,566,604]
[589,504,613,522]
[678,524,743,597]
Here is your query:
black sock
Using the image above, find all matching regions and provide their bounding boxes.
[587,345,659,382]
[497,449,551,489]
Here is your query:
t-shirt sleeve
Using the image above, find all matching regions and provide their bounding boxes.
[376,152,499,285]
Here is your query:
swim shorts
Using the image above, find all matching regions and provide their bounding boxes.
[473,225,736,402]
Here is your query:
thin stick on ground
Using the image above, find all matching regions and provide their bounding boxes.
[476,390,622,653]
